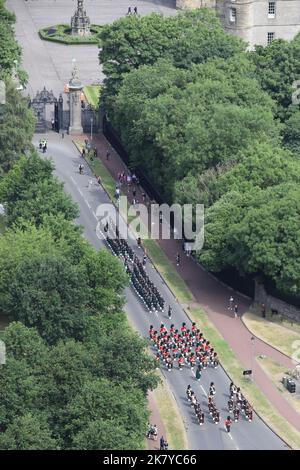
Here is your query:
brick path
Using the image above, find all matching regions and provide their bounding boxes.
[79,132,300,435]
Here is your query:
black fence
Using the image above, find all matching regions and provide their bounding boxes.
[103,116,164,205]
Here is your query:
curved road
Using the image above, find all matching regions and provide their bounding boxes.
[37,133,288,450]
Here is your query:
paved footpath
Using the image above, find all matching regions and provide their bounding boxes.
[8,0,299,444]
[85,132,300,435]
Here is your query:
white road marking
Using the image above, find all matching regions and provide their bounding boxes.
[228,432,239,450]
[84,198,91,209]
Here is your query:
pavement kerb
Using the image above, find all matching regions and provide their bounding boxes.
[72,138,292,450]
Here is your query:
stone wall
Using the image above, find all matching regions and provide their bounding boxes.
[176,0,216,9]
[254,280,300,322]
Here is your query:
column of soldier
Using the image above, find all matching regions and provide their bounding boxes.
[185,382,253,428]
[102,218,165,313]
[149,322,219,372]
[149,321,253,427]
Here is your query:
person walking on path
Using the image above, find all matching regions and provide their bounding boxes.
[225,416,232,433]
[234,304,238,318]
[88,178,93,190]
[134,6,138,14]
[228,295,234,311]
[106,150,111,161]
[160,435,165,450]
[261,303,266,318]
[176,253,180,267]
[168,305,172,320]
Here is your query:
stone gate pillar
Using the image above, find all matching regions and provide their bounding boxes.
[68,63,83,135]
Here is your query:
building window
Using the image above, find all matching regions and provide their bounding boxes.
[230,8,237,23]
[267,32,275,44]
[268,2,276,18]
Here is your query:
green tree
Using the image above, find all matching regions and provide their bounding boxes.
[0,152,78,226]
[66,379,148,450]
[0,82,35,174]
[83,314,159,393]
[199,183,300,295]
[175,141,300,207]
[112,56,278,200]
[100,9,244,106]
[0,413,58,450]
[251,36,300,121]
[283,108,300,151]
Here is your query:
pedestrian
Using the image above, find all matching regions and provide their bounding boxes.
[97,175,102,185]
[78,164,83,174]
[39,139,42,150]
[195,365,202,381]
[168,305,172,320]
[160,435,165,451]
[132,189,136,199]
[176,253,180,266]
[82,148,86,158]
[88,178,93,190]
[94,147,98,159]
[261,303,266,318]
[127,6,132,15]
[137,237,141,248]
[209,382,216,396]
[134,6,138,14]
[225,416,232,433]
[106,150,111,160]
[234,304,238,318]
[228,295,234,310]
[51,118,55,130]
[142,255,147,267]
[115,187,120,200]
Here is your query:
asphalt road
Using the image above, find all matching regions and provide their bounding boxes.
[36,132,288,450]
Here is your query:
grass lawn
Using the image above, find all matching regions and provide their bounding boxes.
[39,24,102,45]
[152,376,188,450]
[257,356,300,415]
[73,141,300,449]
[243,311,300,359]
[83,85,101,109]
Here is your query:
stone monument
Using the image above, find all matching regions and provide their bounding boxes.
[68,60,83,135]
[71,0,91,37]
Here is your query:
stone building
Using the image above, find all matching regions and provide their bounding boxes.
[71,0,91,37]
[176,0,300,48]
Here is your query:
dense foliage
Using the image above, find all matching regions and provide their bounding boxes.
[0,0,157,450]
[99,9,245,110]
[101,8,300,297]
